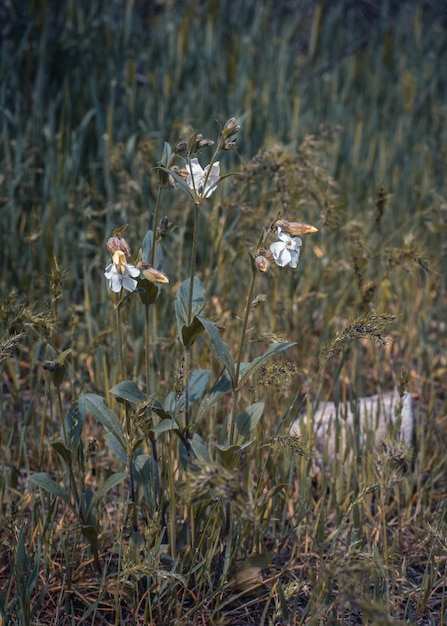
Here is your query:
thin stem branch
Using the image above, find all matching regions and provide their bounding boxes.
[145,302,158,463]
[229,260,257,446]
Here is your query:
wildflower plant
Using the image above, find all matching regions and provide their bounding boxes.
[27,115,319,610]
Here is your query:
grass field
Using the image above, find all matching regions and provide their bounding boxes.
[1,1,447,624]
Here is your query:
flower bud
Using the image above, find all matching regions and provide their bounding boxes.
[137,262,169,284]
[255,249,272,273]
[174,140,188,156]
[157,216,170,241]
[274,220,318,236]
[107,236,131,257]
[223,117,240,137]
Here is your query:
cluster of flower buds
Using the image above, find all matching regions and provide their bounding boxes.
[254,248,274,273]
[175,133,214,157]
[219,117,241,150]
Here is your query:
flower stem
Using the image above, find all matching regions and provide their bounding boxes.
[115,300,125,383]
[187,203,200,325]
[229,259,257,446]
[184,202,201,435]
[145,302,158,463]
[151,185,163,268]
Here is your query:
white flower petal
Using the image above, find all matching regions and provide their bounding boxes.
[128,265,141,278]
[122,274,138,292]
[109,274,124,292]
[277,230,292,244]
[289,249,301,268]
[270,241,292,267]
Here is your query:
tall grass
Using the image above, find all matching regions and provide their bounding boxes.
[1,1,447,624]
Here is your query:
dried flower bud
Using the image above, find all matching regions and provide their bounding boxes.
[197,137,214,149]
[111,250,129,274]
[174,140,188,156]
[157,216,170,241]
[255,249,272,273]
[173,166,189,181]
[137,262,169,284]
[107,236,131,257]
[274,220,318,236]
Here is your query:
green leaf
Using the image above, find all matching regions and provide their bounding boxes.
[236,402,265,438]
[152,418,179,434]
[64,404,84,448]
[159,142,174,186]
[86,472,127,516]
[110,380,147,405]
[28,473,69,504]
[151,403,174,421]
[137,278,159,306]
[190,433,210,462]
[176,369,211,411]
[179,315,205,348]
[104,433,127,464]
[141,230,164,271]
[133,455,159,515]
[49,440,73,465]
[175,277,206,328]
[216,441,254,467]
[79,394,125,450]
[81,524,99,552]
[195,369,233,423]
[57,348,73,365]
[188,369,211,402]
[197,316,236,384]
[238,342,297,386]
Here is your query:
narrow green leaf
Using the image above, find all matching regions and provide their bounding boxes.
[64,404,84,448]
[197,316,235,383]
[238,342,297,386]
[86,472,127,516]
[28,473,69,504]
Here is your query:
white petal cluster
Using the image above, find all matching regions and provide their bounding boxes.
[269,228,302,268]
[186,158,220,199]
[104,250,140,293]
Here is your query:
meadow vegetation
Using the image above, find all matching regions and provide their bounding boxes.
[1,1,447,624]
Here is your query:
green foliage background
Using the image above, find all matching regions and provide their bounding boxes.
[1,1,447,624]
